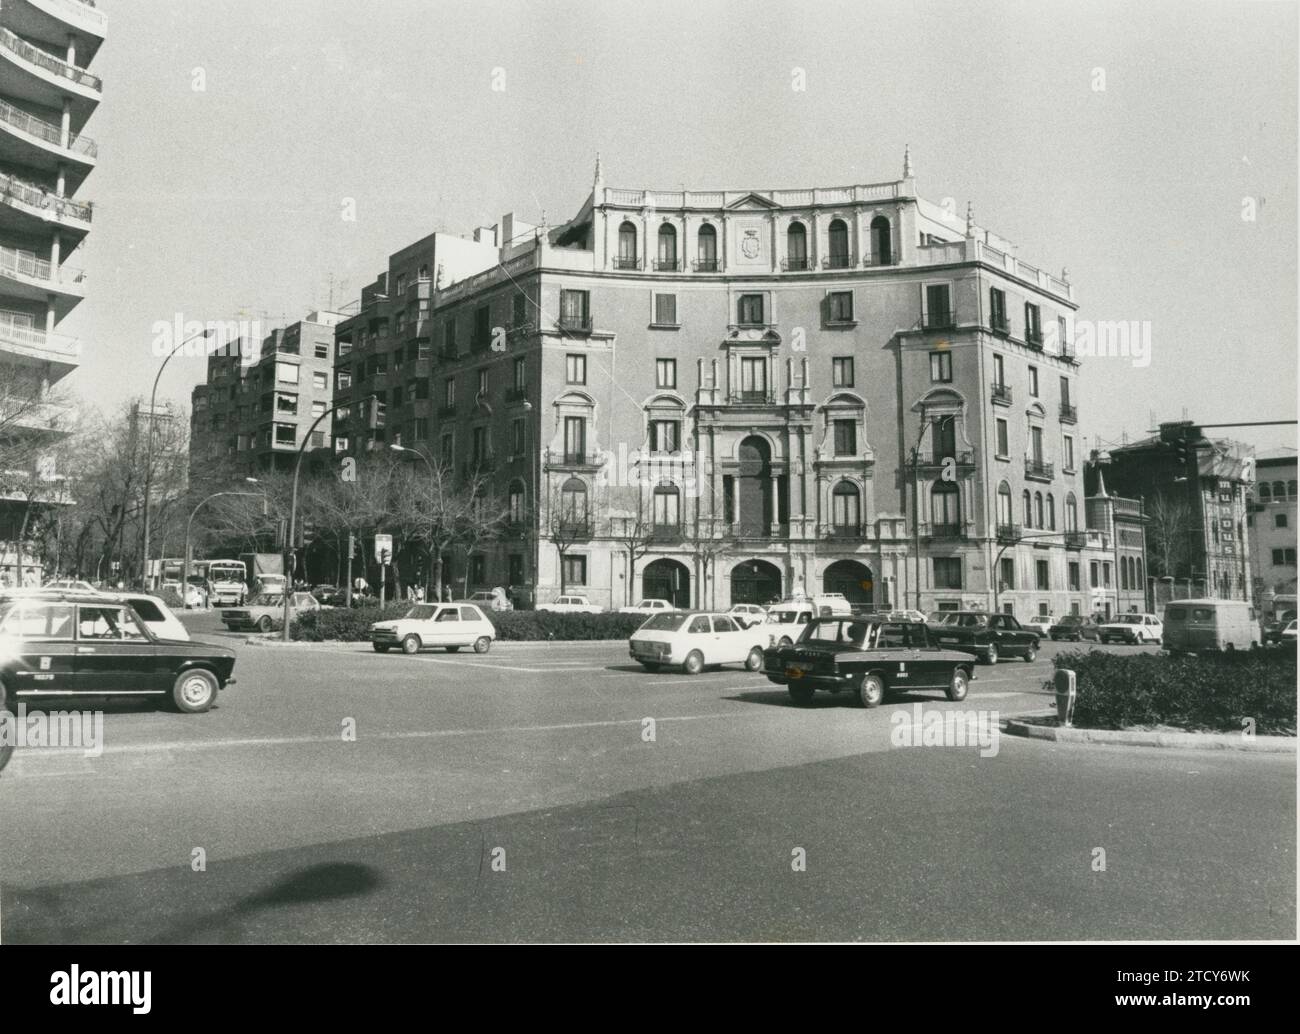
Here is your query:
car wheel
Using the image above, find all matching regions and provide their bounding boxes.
[257,615,272,633]
[744,647,763,672]
[640,662,660,672]
[788,683,815,705]
[372,643,390,653]
[474,636,491,654]
[171,669,218,713]
[946,668,970,702]
[683,650,704,675]
[984,643,999,665]
[446,646,461,653]
[401,634,421,655]
[1023,644,1037,663]
[856,673,885,708]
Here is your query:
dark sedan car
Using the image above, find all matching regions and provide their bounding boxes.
[1049,614,1102,642]
[763,616,976,707]
[0,592,237,717]
[926,611,1039,664]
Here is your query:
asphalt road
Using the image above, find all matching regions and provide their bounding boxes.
[0,626,1293,943]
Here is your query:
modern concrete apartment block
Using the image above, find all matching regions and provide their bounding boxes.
[1247,447,1297,602]
[337,154,1115,612]
[0,0,104,577]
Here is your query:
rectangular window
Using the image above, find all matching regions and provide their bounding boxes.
[513,357,526,391]
[274,424,295,445]
[995,418,1009,458]
[833,419,856,457]
[337,370,352,390]
[441,432,454,464]
[933,558,963,590]
[1103,562,1112,588]
[560,289,590,328]
[314,343,330,359]
[739,356,767,398]
[312,401,326,418]
[562,555,588,587]
[1090,561,1099,588]
[311,430,326,448]
[653,488,680,527]
[444,318,457,356]
[477,369,489,397]
[1028,366,1039,397]
[472,426,487,463]
[990,287,1008,332]
[1063,435,1075,471]
[474,305,491,348]
[650,420,680,453]
[413,418,428,441]
[566,354,586,384]
[1060,375,1071,406]
[444,378,455,409]
[276,393,298,416]
[511,418,525,456]
[654,293,677,325]
[930,351,952,383]
[312,371,328,391]
[1036,559,1050,591]
[276,362,299,385]
[509,489,525,524]
[993,353,1005,387]
[827,291,854,322]
[1000,557,1015,591]
[833,357,855,387]
[656,358,677,389]
[738,293,765,325]
[1030,426,1044,464]
[1069,561,1081,591]
[564,417,586,463]
[1025,302,1042,345]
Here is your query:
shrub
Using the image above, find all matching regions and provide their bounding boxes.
[290,604,646,642]
[1050,648,1296,735]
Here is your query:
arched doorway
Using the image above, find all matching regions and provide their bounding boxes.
[642,558,690,609]
[736,435,772,536]
[824,560,874,611]
[731,558,782,606]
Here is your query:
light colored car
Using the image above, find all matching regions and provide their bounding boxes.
[42,578,97,593]
[618,598,675,615]
[629,611,767,675]
[1022,615,1055,637]
[537,595,603,614]
[883,609,929,625]
[370,602,494,654]
[222,592,321,633]
[1098,613,1163,644]
[1282,619,1297,643]
[728,603,768,628]
[763,596,853,648]
[467,589,514,612]
[112,592,190,641]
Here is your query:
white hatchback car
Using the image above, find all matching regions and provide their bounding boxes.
[728,603,768,628]
[1098,613,1163,644]
[618,598,675,615]
[537,595,603,614]
[370,602,494,654]
[629,611,767,675]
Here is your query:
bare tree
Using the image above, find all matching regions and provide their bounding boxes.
[1145,491,1194,579]
[608,485,653,609]
[682,489,731,610]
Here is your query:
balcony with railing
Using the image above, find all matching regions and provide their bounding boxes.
[553,518,593,540]
[989,313,1010,336]
[1064,530,1089,549]
[544,448,604,471]
[0,26,102,94]
[29,0,108,35]
[922,309,954,330]
[505,385,528,403]
[819,523,868,541]
[728,389,777,406]
[0,244,84,301]
[0,170,94,226]
[557,314,592,334]
[781,257,812,272]
[991,382,1013,405]
[652,257,679,272]
[1025,327,1044,349]
[693,259,719,272]
[913,449,975,468]
[612,256,640,271]
[996,523,1022,544]
[0,95,96,163]
[1024,458,1054,481]
[0,317,79,363]
[1059,402,1077,424]
[648,525,684,545]
[824,253,853,270]
[926,522,966,539]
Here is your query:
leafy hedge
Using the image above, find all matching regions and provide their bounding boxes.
[1050,648,1296,735]
[290,605,646,642]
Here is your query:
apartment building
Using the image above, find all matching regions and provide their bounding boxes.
[0,0,103,579]
[1247,447,1297,602]
[189,312,344,474]
[337,154,1114,611]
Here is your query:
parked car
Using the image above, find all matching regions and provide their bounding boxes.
[0,591,236,715]
[628,611,766,674]
[882,609,929,625]
[41,578,97,593]
[1282,619,1297,643]
[370,602,494,654]
[1022,615,1056,637]
[221,592,321,633]
[764,616,976,707]
[466,589,513,612]
[1098,613,1163,645]
[536,595,603,614]
[618,598,675,616]
[927,611,1039,664]
[1161,599,1260,653]
[727,603,768,628]
[763,596,854,648]
[1262,610,1296,644]
[1049,614,1102,642]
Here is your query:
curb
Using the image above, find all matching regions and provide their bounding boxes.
[1005,716,1296,753]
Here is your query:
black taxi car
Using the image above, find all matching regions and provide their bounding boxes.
[0,591,237,717]
[763,615,976,707]
[927,610,1040,664]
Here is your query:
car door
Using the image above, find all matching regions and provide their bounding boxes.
[5,600,79,698]
[710,615,747,664]
[905,623,948,689]
[685,615,713,661]
[74,603,161,694]
[430,605,461,646]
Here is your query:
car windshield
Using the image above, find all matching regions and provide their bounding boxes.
[405,605,437,620]
[640,613,685,632]
[251,594,282,606]
[1116,615,1142,624]
[799,618,871,645]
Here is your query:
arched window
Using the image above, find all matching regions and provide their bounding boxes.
[870,216,892,265]
[652,482,680,528]
[1022,489,1033,527]
[508,479,526,523]
[656,223,677,270]
[1065,493,1079,532]
[1260,482,1272,502]
[560,477,587,526]
[1273,480,1286,499]
[786,221,808,270]
[617,221,638,269]
[828,218,850,268]
[931,481,960,530]
[1290,480,1298,500]
[1034,492,1044,529]
[1120,558,1129,590]
[997,482,1013,527]
[697,223,717,270]
[1047,494,1056,531]
[832,480,861,531]
[1136,558,1143,586]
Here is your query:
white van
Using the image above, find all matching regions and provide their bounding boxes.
[1161,599,1260,653]
[763,594,853,647]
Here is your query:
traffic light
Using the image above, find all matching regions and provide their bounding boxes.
[1173,437,1189,465]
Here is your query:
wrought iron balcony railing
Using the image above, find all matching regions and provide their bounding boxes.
[612,257,640,271]
[652,258,679,272]
[693,259,719,272]
[927,523,966,539]
[923,310,954,330]
[1025,458,1054,480]
[728,390,777,405]
[996,523,1022,544]
[0,27,102,91]
[991,382,1013,404]
[557,315,592,333]
[824,254,852,270]
[781,257,812,272]
[1059,403,1077,423]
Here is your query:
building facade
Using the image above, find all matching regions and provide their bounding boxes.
[337,155,1115,612]
[1246,448,1297,604]
[1095,422,1254,603]
[189,312,344,474]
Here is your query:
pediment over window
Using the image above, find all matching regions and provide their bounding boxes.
[725,192,780,210]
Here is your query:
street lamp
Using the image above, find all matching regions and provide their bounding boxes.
[142,327,210,589]
[183,479,261,608]
[391,443,435,600]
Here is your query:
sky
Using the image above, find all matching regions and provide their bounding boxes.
[70,0,1298,453]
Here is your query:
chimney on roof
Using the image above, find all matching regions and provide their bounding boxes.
[965,201,975,239]
[593,152,604,192]
[903,144,913,179]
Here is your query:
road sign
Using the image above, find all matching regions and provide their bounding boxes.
[374,534,392,564]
